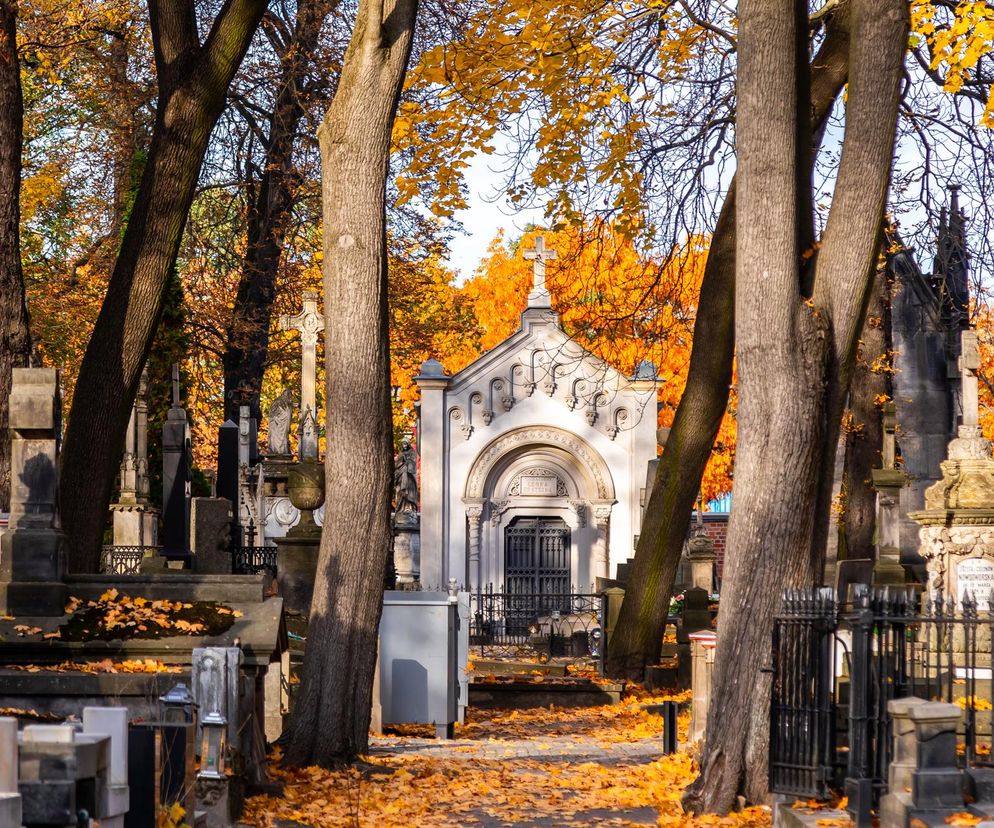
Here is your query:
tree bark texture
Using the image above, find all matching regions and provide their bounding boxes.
[839,265,892,561]
[683,0,908,812]
[0,0,31,513]
[222,0,337,422]
[282,0,419,767]
[59,0,267,572]
[606,6,852,681]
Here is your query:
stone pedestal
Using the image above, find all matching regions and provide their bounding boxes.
[686,530,716,593]
[872,467,908,585]
[393,519,421,586]
[276,460,324,615]
[0,368,68,616]
[881,702,965,828]
[688,631,716,743]
[111,504,158,548]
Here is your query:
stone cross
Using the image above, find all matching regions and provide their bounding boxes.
[959,329,980,433]
[524,236,557,308]
[280,291,324,459]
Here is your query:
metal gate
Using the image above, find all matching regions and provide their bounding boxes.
[504,518,570,635]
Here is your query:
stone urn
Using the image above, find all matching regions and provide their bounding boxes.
[287,459,325,538]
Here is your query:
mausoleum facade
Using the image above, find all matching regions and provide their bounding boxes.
[416,237,660,591]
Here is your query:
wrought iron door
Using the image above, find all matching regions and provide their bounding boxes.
[504,518,570,635]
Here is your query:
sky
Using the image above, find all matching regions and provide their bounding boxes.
[442,148,544,284]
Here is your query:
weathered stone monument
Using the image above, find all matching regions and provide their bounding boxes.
[911,330,994,608]
[872,401,908,585]
[162,364,192,557]
[273,291,326,614]
[393,439,421,586]
[0,368,68,616]
[111,367,158,548]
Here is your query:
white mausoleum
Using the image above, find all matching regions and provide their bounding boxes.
[416,237,661,592]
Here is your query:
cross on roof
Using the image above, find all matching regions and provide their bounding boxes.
[523,236,557,308]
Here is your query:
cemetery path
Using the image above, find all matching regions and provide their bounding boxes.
[240,691,774,828]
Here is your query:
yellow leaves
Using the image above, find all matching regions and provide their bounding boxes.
[63,592,237,641]
[912,0,994,127]
[13,625,42,636]
[157,801,190,828]
[955,696,993,711]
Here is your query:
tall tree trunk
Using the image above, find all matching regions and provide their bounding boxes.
[59,0,268,572]
[839,264,892,560]
[683,0,908,811]
[282,0,418,767]
[222,0,337,422]
[0,0,31,513]
[606,7,852,680]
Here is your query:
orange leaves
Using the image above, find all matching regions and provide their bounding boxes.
[6,658,181,675]
[60,592,240,641]
[946,813,983,826]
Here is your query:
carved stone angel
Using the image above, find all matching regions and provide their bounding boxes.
[393,440,419,524]
[267,389,295,456]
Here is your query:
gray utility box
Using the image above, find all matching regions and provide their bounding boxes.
[379,592,459,738]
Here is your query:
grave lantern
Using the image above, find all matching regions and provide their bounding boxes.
[199,710,227,779]
[159,682,196,724]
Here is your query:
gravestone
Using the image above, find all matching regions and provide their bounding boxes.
[0,367,69,616]
[112,367,158,548]
[216,419,239,522]
[162,364,192,557]
[191,498,233,574]
[872,401,908,585]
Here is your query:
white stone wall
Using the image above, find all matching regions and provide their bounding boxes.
[417,306,659,590]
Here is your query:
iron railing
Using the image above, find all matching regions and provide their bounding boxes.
[769,584,994,820]
[231,545,277,577]
[100,545,159,575]
[469,584,603,661]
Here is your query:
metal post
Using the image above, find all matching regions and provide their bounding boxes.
[846,584,874,827]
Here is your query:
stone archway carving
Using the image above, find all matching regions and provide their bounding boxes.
[464,426,615,501]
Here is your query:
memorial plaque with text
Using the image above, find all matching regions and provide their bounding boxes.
[957,558,994,610]
[520,476,558,496]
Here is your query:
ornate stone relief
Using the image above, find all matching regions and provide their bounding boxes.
[465,426,614,500]
[489,499,511,526]
[568,499,587,528]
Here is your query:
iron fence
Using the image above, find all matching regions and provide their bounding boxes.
[469,584,603,662]
[100,545,159,575]
[769,584,994,819]
[231,545,277,577]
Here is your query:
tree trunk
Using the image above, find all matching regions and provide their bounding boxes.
[839,264,892,560]
[282,0,419,768]
[222,0,337,422]
[59,0,267,572]
[683,0,908,812]
[606,5,853,680]
[0,0,31,513]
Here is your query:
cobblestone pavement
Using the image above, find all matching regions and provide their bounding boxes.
[369,733,673,763]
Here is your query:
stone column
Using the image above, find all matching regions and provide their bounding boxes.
[465,502,484,592]
[416,359,450,588]
[592,504,612,580]
[688,631,717,743]
[0,368,68,615]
